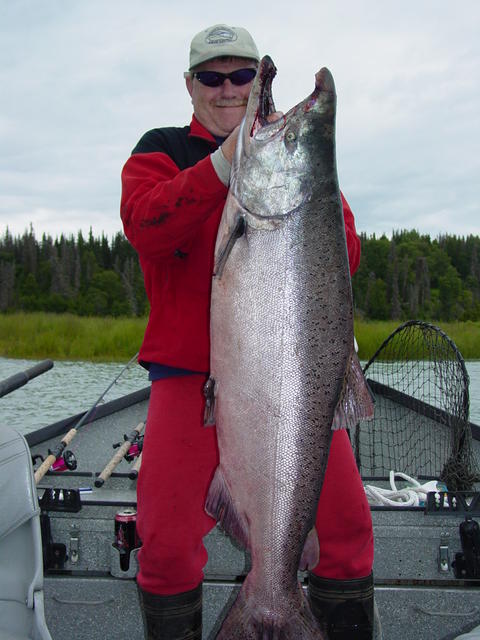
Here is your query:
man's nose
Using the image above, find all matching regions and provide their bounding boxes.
[220,78,238,96]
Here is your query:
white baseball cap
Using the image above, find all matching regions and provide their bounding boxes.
[188,23,260,70]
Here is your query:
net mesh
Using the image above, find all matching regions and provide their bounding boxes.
[354,320,479,490]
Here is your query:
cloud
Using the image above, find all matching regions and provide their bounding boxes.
[1,0,479,240]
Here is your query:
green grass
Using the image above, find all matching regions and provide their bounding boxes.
[0,313,479,362]
[0,313,147,362]
[355,319,480,361]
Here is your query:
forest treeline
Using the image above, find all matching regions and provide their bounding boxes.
[0,227,148,317]
[0,227,479,321]
[353,230,480,321]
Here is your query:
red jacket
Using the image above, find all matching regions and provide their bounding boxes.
[121,116,360,371]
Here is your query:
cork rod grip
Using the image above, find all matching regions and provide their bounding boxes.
[95,422,144,487]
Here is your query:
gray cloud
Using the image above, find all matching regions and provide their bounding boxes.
[1,0,479,240]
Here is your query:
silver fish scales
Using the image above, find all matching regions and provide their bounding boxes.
[205,56,374,639]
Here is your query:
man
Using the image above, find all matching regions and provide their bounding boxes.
[121,23,374,640]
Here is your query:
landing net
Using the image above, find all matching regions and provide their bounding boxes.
[354,320,479,491]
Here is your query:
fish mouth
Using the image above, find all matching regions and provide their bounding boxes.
[307,67,336,110]
[242,56,278,147]
[242,58,336,151]
[315,67,335,94]
[235,60,337,224]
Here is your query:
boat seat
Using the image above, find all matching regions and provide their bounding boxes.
[0,424,52,640]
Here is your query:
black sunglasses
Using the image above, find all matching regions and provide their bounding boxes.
[192,68,257,88]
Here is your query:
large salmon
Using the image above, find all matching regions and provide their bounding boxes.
[204,55,374,639]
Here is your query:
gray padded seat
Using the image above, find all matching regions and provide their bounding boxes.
[0,424,52,640]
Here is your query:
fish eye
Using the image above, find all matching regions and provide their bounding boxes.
[284,128,298,152]
[285,130,296,143]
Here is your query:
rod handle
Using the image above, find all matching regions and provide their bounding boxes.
[129,452,142,480]
[34,428,77,484]
[0,359,54,398]
[95,422,144,488]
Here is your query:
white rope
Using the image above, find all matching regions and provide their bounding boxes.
[364,471,447,507]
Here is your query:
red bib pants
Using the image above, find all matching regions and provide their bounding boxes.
[136,375,373,595]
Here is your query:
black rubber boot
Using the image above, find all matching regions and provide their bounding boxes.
[308,572,374,639]
[138,583,202,640]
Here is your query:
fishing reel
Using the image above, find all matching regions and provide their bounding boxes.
[113,433,144,462]
[32,449,78,473]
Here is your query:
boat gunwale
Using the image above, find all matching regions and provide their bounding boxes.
[24,386,150,447]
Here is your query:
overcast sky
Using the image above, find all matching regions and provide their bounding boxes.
[1,0,479,241]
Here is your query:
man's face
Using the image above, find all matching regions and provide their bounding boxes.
[186,57,257,138]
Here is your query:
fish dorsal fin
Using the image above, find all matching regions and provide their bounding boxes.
[332,350,375,430]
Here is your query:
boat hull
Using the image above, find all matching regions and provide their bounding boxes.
[24,384,480,639]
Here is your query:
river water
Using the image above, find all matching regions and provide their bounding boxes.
[1,357,480,435]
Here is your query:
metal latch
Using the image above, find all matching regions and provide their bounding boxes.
[69,524,80,564]
[438,531,450,573]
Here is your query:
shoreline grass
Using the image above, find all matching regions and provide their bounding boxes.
[0,312,147,362]
[0,312,479,362]
[354,319,480,361]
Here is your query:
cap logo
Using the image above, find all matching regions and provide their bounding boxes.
[205,26,238,45]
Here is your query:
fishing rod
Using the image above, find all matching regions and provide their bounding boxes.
[0,359,54,398]
[129,451,142,480]
[34,352,139,484]
[95,421,145,487]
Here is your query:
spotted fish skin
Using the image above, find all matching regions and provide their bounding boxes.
[206,56,374,639]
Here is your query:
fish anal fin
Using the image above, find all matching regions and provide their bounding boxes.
[332,350,375,430]
[299,527,319,571]
[205,467,250,550]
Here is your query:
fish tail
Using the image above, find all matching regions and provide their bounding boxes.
[216,586,326,639]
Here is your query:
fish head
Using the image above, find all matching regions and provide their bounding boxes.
[232,56,337,229]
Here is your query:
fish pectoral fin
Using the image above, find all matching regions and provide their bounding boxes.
[332,350,375,430]
[213,215,246,278]
[203,376,216,426]
[299,526,319,571]
[205,467,250,550]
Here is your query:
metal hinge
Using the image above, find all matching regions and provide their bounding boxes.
[69,524,80,565]
[438,531,450,573]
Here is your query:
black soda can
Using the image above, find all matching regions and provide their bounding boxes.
[114,508,139,571]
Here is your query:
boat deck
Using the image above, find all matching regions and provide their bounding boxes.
[25,387,480,639]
